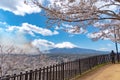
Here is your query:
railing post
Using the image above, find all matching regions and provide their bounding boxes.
[74,61,77,75]
[34,69,37,80]
[55,64,58,80]
[53,65,55,80]
[96,56,98,65]
[71,61,73,78]
[29,70,33,80]
[61,63,64,80]
[39,68,41,80]
[103,55,105,63]
[58,64,60,80]
[79,59,82,75]
[46,66,49,80]
[19,72,22,80]
[42,67,45,80]
[88,57,91,70]
[49,66,52,80]
[25,71,28,80]
[13,74,16,80]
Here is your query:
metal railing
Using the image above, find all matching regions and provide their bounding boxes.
[1,54,111,80]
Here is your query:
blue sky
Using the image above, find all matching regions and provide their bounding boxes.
[0,0,119,52]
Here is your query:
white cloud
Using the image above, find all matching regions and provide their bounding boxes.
[62,23,87,34]
[94,22,105,28]
[32,39,55,48]
[0,0,42,16]
[99,48,108,51]
[0,29,40,54]
[7,23,59,36]
[31,39,78,51]
[55,42,77,48]
[0,22,49,54]
[0,22,60,52]
[107,44,112,47]
[0,21,8,28]
[95,1,117,11]
[87,30,110,40]
[68,27,87,34]
[31,39,55,51]
[87,33,102,39]
[62,23,74,28]
[0,21,7,25]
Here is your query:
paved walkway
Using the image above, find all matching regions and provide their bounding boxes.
[77,64,120,80]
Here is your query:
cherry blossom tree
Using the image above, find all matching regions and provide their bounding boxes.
[88,20,120,42]
[0,45,24,76]
[0,43,59,77]
[25,0,120,42]
[0,43,40,77]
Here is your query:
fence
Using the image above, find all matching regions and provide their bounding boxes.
[1,54,111,80]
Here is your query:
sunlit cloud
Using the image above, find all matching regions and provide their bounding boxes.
[0,22,59,53]
[99,48,108,51]
[107,43,112,47]
[0,0,42,16]
[55,42,77,48]
[62,23,87,34]
[32,39,78,51]
[7,23,59,36]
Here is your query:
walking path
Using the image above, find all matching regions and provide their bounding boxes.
[77,64,120,80]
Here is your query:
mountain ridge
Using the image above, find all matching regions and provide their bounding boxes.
[45,47,109,54]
